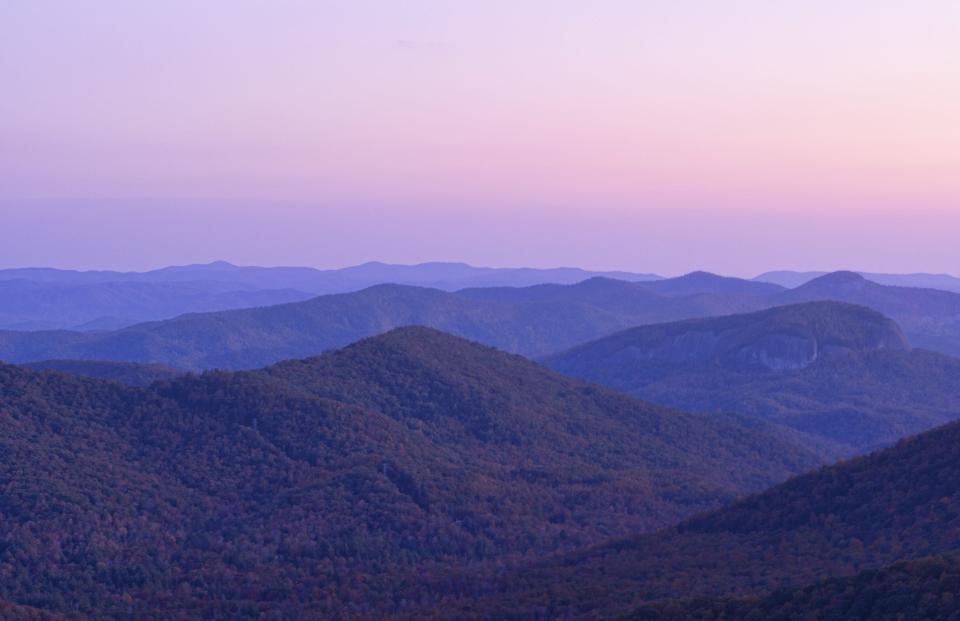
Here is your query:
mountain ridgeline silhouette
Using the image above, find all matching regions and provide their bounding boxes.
[0,276,789,370]
[0,260,663,330]
[2,269,960,369]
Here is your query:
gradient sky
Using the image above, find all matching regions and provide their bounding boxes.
[2,1,958,275]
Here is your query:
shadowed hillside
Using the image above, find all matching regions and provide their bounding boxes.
[626,554,960,621]
[0,328,816,619]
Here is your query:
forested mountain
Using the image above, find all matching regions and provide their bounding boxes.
[627,554,960,620]
[0,278,790,370]
[437,415,960,619]
[0,328,816,619]
[545,302,960,457]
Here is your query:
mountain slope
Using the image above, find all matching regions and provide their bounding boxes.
[441,415,960,619]
[545,302,960,456]
[0,328,817,619]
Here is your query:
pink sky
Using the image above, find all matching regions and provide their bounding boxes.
[1,1,958,275]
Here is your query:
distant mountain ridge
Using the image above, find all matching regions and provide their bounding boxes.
[0,261,661,331]
[0,260,662,292]
[0,277,790,370]
[3,268,960,367]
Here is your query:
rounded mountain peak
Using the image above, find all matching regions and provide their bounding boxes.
[803,271,868,288]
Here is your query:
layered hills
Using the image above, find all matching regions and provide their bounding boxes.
[0,277,786,370]
[0,260,662,331]
[0,328,815,619]
[3,269,959,370]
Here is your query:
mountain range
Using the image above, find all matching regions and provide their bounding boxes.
[0,277,790,370]
[0,328,816,619]
[4,261,960,337]
[545,301,960,457]
[0,260,662,291]
[2,269,960,370]
[0,261,661,330]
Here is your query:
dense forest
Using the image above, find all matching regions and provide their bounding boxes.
[426,413,960,619]
[0,328,818,619]
[627,554,960,621]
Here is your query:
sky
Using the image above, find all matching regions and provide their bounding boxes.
[1,1,958,276]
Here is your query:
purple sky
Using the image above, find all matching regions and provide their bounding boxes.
[2,1,958,275]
